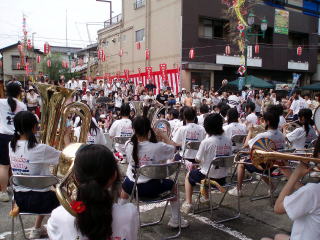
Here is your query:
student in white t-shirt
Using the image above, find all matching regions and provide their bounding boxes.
[286,91,308,121]
[286,108,317,150]
[262,163,320,240]
[74,118,107,145]
[182,114,232,213]
[119,116,189,228]
[9,111,67,239]
[0,82,26,202]
[109,103,133,163]
[197,104,209,127]
[229,108,285,197]
[168,108,181,136]
[48,144,139,240]
[245,102,258,126]
[173,107,206,161]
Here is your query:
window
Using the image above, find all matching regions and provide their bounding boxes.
[135,29,144,42]
[134,0,145,9]
[253,27,273,44]
[288,32,309,48]
[12,56,21,70]
[198,17,228,39]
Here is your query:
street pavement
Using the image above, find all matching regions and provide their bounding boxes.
[0,168,296,240]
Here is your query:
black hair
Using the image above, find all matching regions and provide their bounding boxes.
[204,113,224,136]
[298,108,313,136]
[131,116,157,168]
[179,106,188,121]
[74,144,120,240]
[267,104,283,117]
[10,111,38,152]
[263,111,279,130]
[120,103,131,117]
[89,119,99,136]
[200,104,209,114]
[183,107,197,122]
[245,102,255,113]
[227,108,239,124]
[6,82,22,112]
[220,104,231,118]
[169,108,179,119]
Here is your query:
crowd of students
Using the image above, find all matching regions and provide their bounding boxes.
[0,78,320,240]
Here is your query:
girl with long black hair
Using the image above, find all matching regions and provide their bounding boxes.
[9,111,67,239]
[0,81,26,202]
[119,116,189,228]
[74,117,106,145]
[48,144,139,240]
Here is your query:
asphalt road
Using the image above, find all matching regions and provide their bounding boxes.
[0,169,295,240]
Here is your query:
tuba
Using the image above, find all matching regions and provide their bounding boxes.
[35,83,91,177]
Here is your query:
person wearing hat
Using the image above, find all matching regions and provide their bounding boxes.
[82,89,94,109]
[26,87,39,112]
[135,81,145,95]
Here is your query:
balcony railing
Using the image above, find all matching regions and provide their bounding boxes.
[104,14,122,28]
[134,0,145,9]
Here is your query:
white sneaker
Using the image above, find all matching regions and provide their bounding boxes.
[181,202,192,214]
[168,217,189,228]
[228,187,242,197]
[199,196,210,204]
[29,227,47,239]
[0,191,10,202]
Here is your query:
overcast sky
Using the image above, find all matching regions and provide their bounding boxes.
[0,0,121,50]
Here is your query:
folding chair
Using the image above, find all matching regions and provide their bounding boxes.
[10,175,59,240]
[130,162,182,240]
[113,136,131,145]
[181,141,201,169]
[193,155,240,223]
[231,134,247,154]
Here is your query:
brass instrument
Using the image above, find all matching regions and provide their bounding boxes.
[251,125,266,138]
[250,138,320,170]
[153,119,171,138]
[35,83,91,177]
[129,101,144,117]
[283,120,300,134]
[314,106,320,131]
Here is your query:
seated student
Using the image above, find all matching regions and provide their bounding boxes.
[197,104,209,127]
[74,117,106,145]
[228,108,285,197]
[245,102,258,126]
[109,103,133,164]
[9,111,68,239]
[168,108,180,136]
[173,107,206,162]
[119,116,189,228]
[286,108,317,150]
[182,114,232,213]
[261,162,320,240]
[48,144,139,240]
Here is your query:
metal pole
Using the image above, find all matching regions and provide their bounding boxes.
[244,30,248,86]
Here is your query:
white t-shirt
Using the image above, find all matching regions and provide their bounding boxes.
[196,135,232,178]
[223,122,247,140]
[246,113,258,126]
[74,126,107,145]
[26,93,39,108]
[228,95,240,108]
[126,141,175,183]
[0,98,27,135]
[114,96,123,108]
[290,98,308,115]
[47,204,139,240]
[109,119,133,153]
[279,116,286,129]
[66,81,79,90]
[197,114,205,127]
[169,119,181,135]
[9,140,61,192]
[284,183,320,240]
[248,129,285,150]
[287,126,317,150]
[173,123,206,159]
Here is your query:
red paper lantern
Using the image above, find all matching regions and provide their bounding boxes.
[65,61,69,68]
[225,45,231,55]
[27,39,32,49]
[16,62,21,69]
[98,49,104,60]
[17,44,23,53]
[44,42,50,54]
[119,49,123,57]
[254,44,260,54]
[145,48,150,60]
[36,55,41,63]
[102,54,106,62]
[297,46,302,56]
[189,48,195,59]
[136,42,141,50]
[47,59,51,67]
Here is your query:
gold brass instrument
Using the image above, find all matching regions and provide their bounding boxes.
[283,120,300,134]
[35,83,91,177]
[251,125,266,138]
[129,101,144,117]
[250,138,320,170]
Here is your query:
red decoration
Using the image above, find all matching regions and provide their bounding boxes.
[70,201,86,214]
[16,62,21,69]
[189,48,195,59]
[136,42,141,50]
[119,49,123,57]
[254,44,260,54]
[72,61,76,68]
[145,48,150,60]
[237,65,246,76]
[27,39,32,49]
[297,46,302,56]
[44,42,50,54]
[98,49,104,60]
[36,55,41,63]
[124,69,130,81]
[237,24,245,32]
[17,44,23,53]
[225,45,231,55]
[146,67,152,80]
[65,61,69,68]
[47,59,51,68]
[160,63,168,82]
[102,54,106,62]
[78,58,84,66]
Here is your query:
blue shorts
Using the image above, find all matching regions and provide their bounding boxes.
[188,169,226,187]
[244,158,276,174]
[122,177,174,198]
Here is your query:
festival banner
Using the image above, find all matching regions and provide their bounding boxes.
[274,9,289,35]
[160,64,168,83]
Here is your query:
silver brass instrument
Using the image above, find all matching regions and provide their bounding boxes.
[314,106,320,132]
[153,119,171,138]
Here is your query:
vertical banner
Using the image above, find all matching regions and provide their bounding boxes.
[124,69,130,82]
[146,67,153,82]
[160,63,168,84]
[289,73,301,96]
[274,9,289,35]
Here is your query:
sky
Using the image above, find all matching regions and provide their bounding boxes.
[0,0,122,50]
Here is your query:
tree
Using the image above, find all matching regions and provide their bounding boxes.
[41,53,72,81]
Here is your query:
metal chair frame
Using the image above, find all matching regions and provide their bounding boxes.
[130,162,182,240]
[192,155,240,223]
[10,175,59,240]
[231,134,247,154]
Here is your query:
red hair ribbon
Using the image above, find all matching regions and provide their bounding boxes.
[70,201,86,214]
